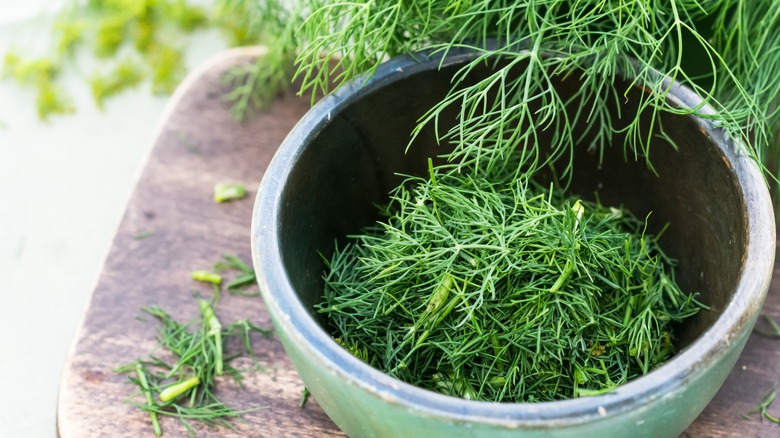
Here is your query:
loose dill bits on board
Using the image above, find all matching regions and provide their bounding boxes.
[318,157,706,403]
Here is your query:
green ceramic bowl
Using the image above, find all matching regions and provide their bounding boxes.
[251,49,775,437]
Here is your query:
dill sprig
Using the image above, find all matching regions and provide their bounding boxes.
[319,155,705,403]
[88,58,145,110]
[219,0,301,119]
[2,0,261,120]
[213,183,248,203]
[213,255,260,296]
[743,384,780,425]
[115,301,273,436]
[230,1,780,184]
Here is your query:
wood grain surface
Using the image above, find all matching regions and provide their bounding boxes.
[57,49,780,437]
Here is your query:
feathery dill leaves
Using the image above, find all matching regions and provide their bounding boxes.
[219,0,301,119]
[3,52,75,121]
[743,384,780,425]
[213,183,248,203]
[115,300,273,436]
[133,230,156,240]
[147,44,186,96]
[2,0,260,120]
[89,58,145,109]
[216,255,260,296]
[224,1,780,182]
[319,156,705,403]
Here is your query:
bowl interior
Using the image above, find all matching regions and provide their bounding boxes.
[277,57,745,357]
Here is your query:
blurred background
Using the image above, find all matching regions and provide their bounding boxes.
[0,2,236,435]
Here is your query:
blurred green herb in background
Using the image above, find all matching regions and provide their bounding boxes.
[2,0,262,120]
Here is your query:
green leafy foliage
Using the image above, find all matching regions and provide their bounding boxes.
[743,384,780,425]
[213,183,248,203]
[115,300,273,436]
[89,58,145,109]
[117,255,270,435]
[3,52,75,121]
[2,0,261,120]
[230,1,780,182]
[319,154,705,403]
[54,20,88,56]
[147,44,185,95]
[218,0,300,118]
[36,81,76,120]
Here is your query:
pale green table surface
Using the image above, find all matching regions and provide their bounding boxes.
[0,5,231,436]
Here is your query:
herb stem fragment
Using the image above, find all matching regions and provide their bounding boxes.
[135,363,162,436]
[159,376,201,403]
[200,300,223,375]
[744,384,780,424]
[214,183,248,203]
[192,270,222,285]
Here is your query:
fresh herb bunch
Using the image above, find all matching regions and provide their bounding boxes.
[319,157,705,403]
[230,1,780,183]
[219,0,300,119]
[115,299,273,436]
[2,0,263,120]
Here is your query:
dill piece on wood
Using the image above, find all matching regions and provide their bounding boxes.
[214,183,248,203]
[115,300,274,436]
[743,384,780,424]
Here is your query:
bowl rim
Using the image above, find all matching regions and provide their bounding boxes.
[252,47,776,427]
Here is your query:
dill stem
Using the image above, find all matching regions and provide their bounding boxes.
[159,376,201,403]
[214,183,248,203]
[227,273,257,290]
[549,260,574,293]
[135,363,162,436]
[200,300,223,375]
[192,270,222,285]
[300,387,311,409]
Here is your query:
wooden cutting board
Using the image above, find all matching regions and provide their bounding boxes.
[57,48,780,437]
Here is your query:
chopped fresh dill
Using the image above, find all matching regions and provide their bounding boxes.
[192,270,223,285]
[743,384,780,425]
[147,44,185,95]
[213,255,260,296]
[1,52,75,120]
[115,298,274,436]
[159,376,201,402]
[2,1,263,119]
[133,230,156,240]
[95,16,127,58]
[213,255,253,275]
[214,183,248,203]
[3,52,57,85]
[135,363,162,436]
[169,3,208,33]
[300,387,310,409]
[54,20,88,56]
[89,58,145,109]
[36,81,76,121]
[319,153,705,403]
